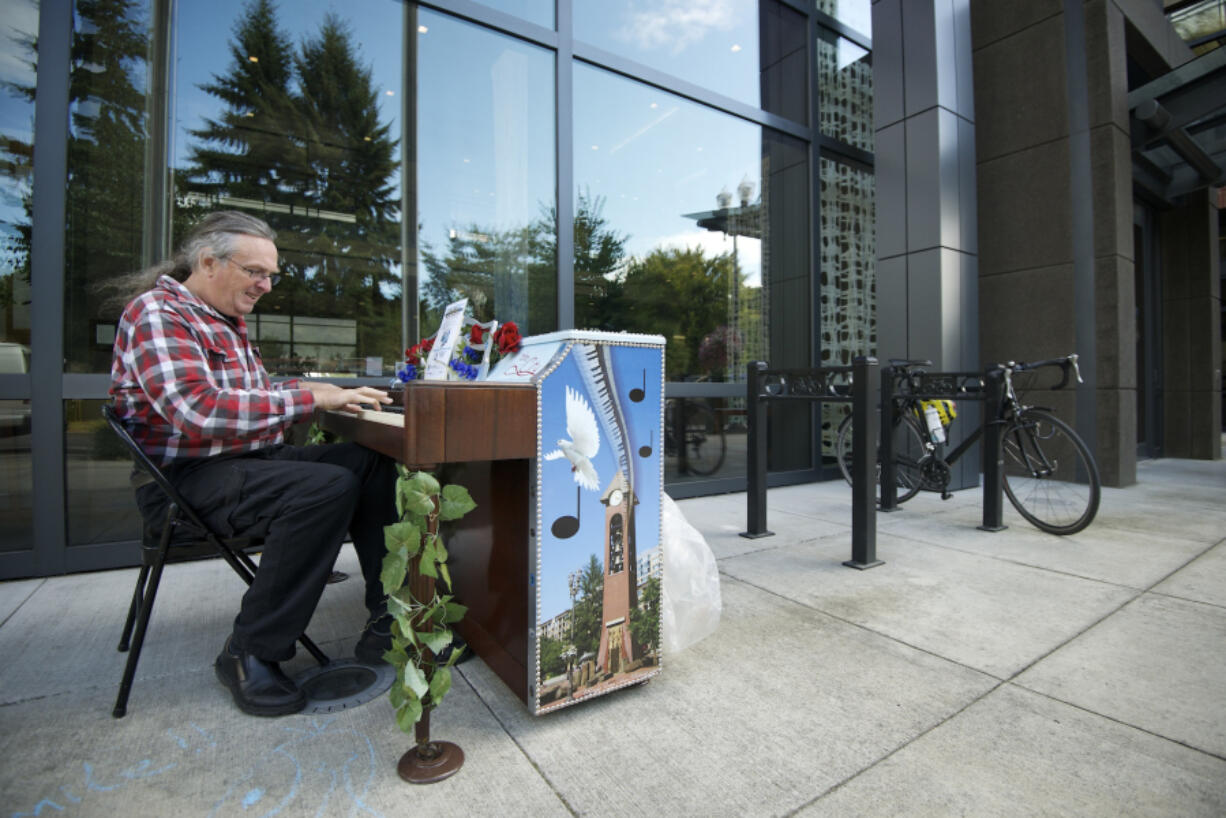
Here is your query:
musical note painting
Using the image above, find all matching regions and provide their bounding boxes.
[523,331,664,714]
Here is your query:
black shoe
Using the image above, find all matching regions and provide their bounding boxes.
[354,614,472,666]
[214,637,306,716]
[354,613,393,665]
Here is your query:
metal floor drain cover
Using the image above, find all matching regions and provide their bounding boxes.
[294,658,395,714]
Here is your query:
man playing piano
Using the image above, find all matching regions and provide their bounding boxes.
[110,210,400,716]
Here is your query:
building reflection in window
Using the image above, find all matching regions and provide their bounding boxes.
[576,0,807,123]
[817,27,873,152]
[576,62,811,479]
[815,0,872,37]
[818,157,875,452]
[416,9,557,338]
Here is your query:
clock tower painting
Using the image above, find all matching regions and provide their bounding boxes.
[496,330,664,714]
[597,469,637,674]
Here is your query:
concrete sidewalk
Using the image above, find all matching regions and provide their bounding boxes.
[1,456,1223,817]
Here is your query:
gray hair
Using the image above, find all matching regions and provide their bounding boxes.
[178,210,277,274]
[101,210,278,313]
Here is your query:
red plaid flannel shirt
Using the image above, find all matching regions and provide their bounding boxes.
[110,275,315,464]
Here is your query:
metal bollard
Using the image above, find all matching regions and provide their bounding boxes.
[741,360,773,538]
[844,356,882,569]
[978,369,1007,531]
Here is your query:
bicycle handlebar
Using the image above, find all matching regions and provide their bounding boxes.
[995,354,1083,390]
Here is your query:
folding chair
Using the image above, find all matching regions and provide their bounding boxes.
[102,404,329,717]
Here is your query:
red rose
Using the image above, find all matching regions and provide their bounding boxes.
[420,337,435,353]
[495,321,522,354]
[470,324,484,344]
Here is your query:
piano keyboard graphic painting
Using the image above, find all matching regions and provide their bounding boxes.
[491,330,665,714]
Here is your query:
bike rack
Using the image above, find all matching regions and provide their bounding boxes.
[878,365,1008,531]
[741,356,881,570]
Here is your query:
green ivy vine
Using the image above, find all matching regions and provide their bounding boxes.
[380,467,476,734]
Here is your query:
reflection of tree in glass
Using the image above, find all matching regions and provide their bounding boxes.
[618,247,736,380]
[2,0,151,368]
[0,14,36,330]
[184,0,400,374]
[418,192,629,338]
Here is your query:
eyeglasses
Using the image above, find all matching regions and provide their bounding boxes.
[225,257,281,286]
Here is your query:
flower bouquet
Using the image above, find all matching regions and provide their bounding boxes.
[396,320,523,383]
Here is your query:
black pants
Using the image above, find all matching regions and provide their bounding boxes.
[137,443,395,662]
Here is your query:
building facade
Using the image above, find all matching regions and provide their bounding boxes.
[0,0,1219,579]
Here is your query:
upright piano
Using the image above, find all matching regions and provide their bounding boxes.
[320,330,666,714]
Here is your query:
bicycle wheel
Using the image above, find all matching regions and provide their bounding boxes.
[680,401,726,476]
[1000,408,1100,534]
[835,412,926,503]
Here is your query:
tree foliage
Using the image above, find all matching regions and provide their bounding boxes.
[629,575,661,654]
[569,553,604,658]
[184,0,401,374]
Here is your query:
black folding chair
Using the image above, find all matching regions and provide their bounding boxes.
[102,404,329,717]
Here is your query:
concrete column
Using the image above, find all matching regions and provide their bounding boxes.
[873,0,980,488]
[1161,190,1223,459]
[971,0,1138,486]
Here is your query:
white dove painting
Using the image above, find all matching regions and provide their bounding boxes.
[544,385,601,490]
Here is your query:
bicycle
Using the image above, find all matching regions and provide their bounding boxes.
[836,355,1101,535]
[665,398,727,476]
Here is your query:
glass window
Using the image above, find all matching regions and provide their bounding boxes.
[1,0,36,353]
[815,0,872,37]
[472,0,554,30]
[172,0,406,377]
[575,63,811,480]
[416,10,557,338]
[575,0,807,123]
[0,0,37,555]
[818,157,874,451]
[62,0,151,373]
[817,27,873,152]
[66,399,142,549]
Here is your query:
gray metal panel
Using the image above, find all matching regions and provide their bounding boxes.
[937,107,962,252]
[932,0,960,115]
[937,247,964,368]
[958,114,978,256]
[872,0,905,130]
[903,0,937,117]
[875,255,909,360]
[959,251,980,374]
[875,122,907,260]
[953,0,975,121]
[29,0,72,578]
[905,247,943,359]
[905,109,941,252]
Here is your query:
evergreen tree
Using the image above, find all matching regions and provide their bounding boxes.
[63,0,151,371]
[570,553,604,657]
[183,0,402,372]
[186,0,300,205]
[630,575,661,655]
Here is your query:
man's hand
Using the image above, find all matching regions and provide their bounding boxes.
[302,381,393,414]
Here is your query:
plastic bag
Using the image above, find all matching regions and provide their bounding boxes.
[661,493,722,654]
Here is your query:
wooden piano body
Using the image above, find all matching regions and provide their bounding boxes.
[321,330,665,714]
